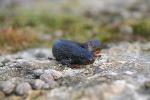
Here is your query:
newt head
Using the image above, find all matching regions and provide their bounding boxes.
[80,51,95,65]
[93,48,101,57]
[85,40,101,57]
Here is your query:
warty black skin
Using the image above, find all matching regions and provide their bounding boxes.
[53,39,101,52]
[52,40,95,66]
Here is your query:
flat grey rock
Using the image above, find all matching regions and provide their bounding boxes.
[0,42,149,100]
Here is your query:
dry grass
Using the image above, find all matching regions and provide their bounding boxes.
[0,27,38,52]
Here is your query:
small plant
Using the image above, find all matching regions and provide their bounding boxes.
[132,19,150,38]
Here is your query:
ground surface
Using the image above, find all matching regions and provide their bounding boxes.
[0,42,150,100]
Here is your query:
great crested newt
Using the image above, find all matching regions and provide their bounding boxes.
[52,39,101,67]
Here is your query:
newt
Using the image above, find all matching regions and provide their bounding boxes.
[52,39,101,67]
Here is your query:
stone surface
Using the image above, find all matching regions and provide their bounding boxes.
[33,69,44,77]
[0,42,150,100]
[31,79,45,90]
[40,71,58,88]
[42,83,51,90]
[44,69,63,80]
[40,72,54,84]
[16,48,53,59]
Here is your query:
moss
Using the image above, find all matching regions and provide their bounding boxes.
[2,7,148,52]
[132,19,150,38]
[7,10,94,37]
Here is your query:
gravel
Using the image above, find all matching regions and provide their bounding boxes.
[15,82,32,95]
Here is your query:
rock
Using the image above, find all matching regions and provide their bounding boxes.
[31,79,45,90]
[44,69,62,79]
[33,69,44,77]
[0,56,12,65]
[40,72,54,83]
[42,83,50,90]
[8,77,25,85]
[47,81,58,89]
[0,42,149,99]
[40,72,58,89]
[62,69,84,77]
[16,82,32,95]
[93,54,109,67]
[0,81,15,95]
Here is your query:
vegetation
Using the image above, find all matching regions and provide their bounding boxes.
[0,28,39,52]
[132,19,150,38]
[0,7,149,52]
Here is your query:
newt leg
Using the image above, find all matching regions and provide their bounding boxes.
[70,64,81,68]
[48,57,56,60]
[60,59,72,67]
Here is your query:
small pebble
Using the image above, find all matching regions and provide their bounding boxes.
[108,71,118,76]
[43,81,58,89]
[124,71,134,75]
[32,79,45,90]
[0,81,15,95]
[42,83,50,90]
[40,72,54,83]
[33,69,44,77]
[16,82,32,95]
[47,81,58,89]
[40,72,58,88]
[44,69,62,79]
[1,57,11,64]
[63,69,84,77]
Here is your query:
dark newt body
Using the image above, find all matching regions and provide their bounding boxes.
[52,39,101,66]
